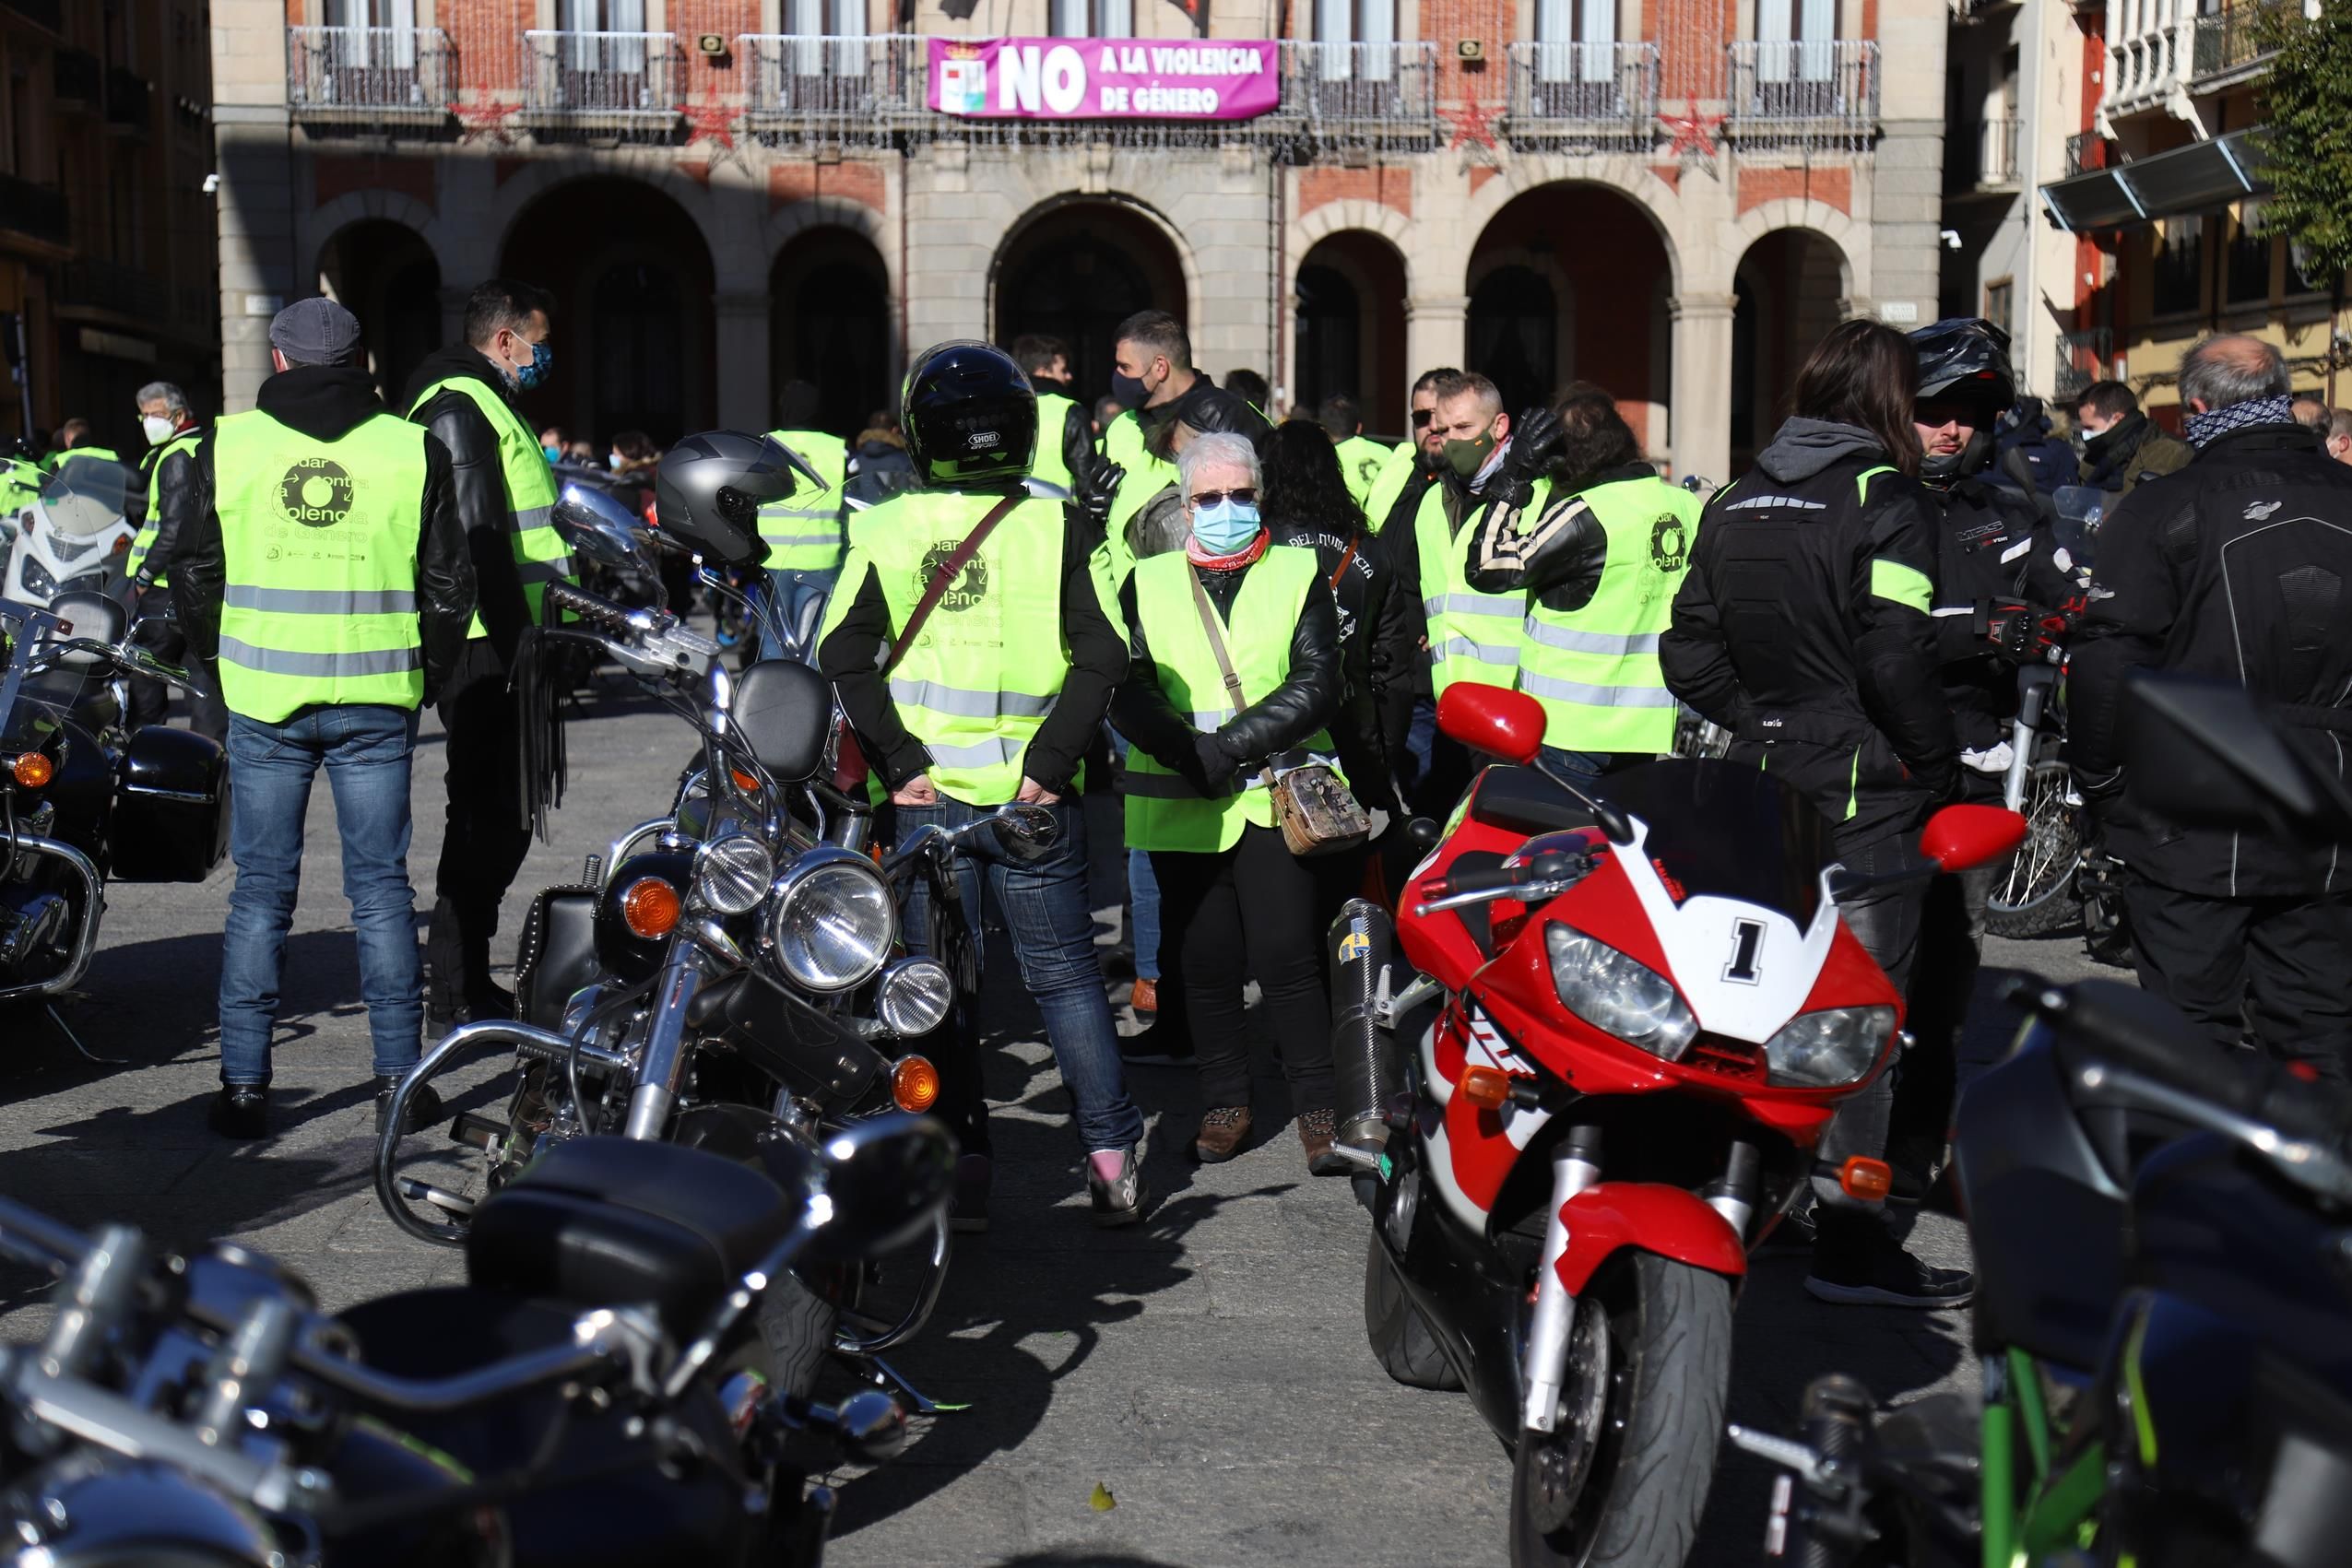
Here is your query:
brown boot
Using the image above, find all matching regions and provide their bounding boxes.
[1194,1106,1252,1163]
[1296,1108,1348,1176]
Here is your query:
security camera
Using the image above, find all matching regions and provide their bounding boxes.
[1940,229,1963,250]
[202,172,219,194]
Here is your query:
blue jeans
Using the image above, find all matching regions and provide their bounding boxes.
[758,566,840,662]
[1107,733,1162,983]
[894,796,1145,1153]
[219,705,423,1086]
[1539,745,1644,795]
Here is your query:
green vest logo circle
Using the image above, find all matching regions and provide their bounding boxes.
[278,458,355,529]
[1649,513,1689,573]
[917,541,988,613]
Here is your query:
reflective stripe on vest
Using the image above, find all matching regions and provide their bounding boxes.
[819,489,1074,806]
[408,375,573,637]
[1519,476,1699,754]
[210,407,429,723]
[1122,545,1342,854]
[128,430,204,584]
[1031,394,1078,491]
[1414,478,1543,698]
[757,429,848,571]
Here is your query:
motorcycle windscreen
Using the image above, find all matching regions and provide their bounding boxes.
[37,461,136,541]
[1598,758,1837,929]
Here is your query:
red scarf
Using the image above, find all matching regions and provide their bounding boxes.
[1185,528,1270,571]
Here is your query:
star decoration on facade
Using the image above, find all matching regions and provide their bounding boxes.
[453,100,519,145]
[1440,97,1502,155]
[1660,102,1726,164]
[683,102,749,171]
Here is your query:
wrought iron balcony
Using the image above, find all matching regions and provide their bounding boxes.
[289,26,454,118]
[1503,41,1659,148]
[2063,128,2110,176]
[0,174,66,250]
[2055,326,2113,400]
[736,33,923,137]
[103,66,148,135]
[522,29,681,133]
[2191,6,2277,86]
[1281,41,1438,137]
[1723,41,1879,147]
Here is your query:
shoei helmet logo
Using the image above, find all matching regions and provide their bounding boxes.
[1650,513,1689,572]
[1723,918,1766,984]
[278,458,354,529]
[918,541,988,613]
[968,429,1002,451]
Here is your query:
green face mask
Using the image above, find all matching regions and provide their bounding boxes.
[1442,431,1495,480]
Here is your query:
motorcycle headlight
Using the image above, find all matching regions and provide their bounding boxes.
[693,832,774,915]
[18,555,53,600]
[1763,1005,1897,1089]
[1545,923,1697,1063]
[875,956,953,1037]
[766,848,894,993]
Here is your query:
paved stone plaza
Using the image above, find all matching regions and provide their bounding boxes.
[0,686,2111,1566]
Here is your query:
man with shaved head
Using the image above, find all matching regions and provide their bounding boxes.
[2069,332,2352,1080]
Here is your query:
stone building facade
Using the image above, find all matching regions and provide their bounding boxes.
[219,0,1950,480]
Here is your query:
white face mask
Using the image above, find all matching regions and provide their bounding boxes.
[141,414,176,446]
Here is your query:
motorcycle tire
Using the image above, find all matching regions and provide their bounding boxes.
[1362,1232,1462,1391]
[1509,1251,1731,1568]
[1985,761,2080,939]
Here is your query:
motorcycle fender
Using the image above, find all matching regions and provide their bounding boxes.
[1554,1183,1747,1296]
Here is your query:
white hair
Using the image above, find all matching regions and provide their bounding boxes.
[1176,430,1259,495]
[136,381,188,417]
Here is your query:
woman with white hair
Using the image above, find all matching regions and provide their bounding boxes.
[1111,429,1354,1174]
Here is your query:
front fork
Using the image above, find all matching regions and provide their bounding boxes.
[1522,1126,1604,1432]
[2003,666,2057,812]
[621,940,718,1139]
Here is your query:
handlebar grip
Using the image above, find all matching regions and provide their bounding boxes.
[1433,865,1525,899]
[544,581,637,638]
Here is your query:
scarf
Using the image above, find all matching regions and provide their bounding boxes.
[2184,395,2296,449]
[1185,528,1271,571]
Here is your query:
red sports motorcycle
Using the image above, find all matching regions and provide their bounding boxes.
[1330,685,2023,1568]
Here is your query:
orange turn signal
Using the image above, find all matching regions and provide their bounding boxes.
[1838,1156,1894,1203]
[1458,1067,1514,1110]
[729,768,762,795]
[11,752,53,788]
[620,876,681,939]
[891,1055,941,1114]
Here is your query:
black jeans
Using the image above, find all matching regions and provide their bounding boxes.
[1893,863,1995,1157]
[427,640,532,1002]
[2123,875,2352,1081]
[1152,824,1347,1118]
[1814,833,1925,1213]
[126,587,228,741]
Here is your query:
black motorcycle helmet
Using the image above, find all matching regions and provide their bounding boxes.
[655,430,805,567]
[903,340,1036,490]
[1910,318,2015,485]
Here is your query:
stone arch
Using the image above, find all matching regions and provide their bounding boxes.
[298,189,448,287]
[988,191,1204,357]
[989,193,1202,400]
[1729,199,1867,305]
[1294,199,1416,294]
[488,156,734,291]
[1730,220,1856,468]
[1452,164,1685,295]
[1294,226,1412,431]
[307,202,444,407]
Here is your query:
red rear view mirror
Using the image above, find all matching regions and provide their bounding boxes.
[1920,803,2028,873]
[1438,683,1546,767]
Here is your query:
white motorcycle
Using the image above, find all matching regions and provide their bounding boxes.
[5,459,139,609]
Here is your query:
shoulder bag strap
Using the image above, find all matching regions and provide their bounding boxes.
[881,490,1024,678]
[1188,566,1278,793]
[1330,536,1359,592]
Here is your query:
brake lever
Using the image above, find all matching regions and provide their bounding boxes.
[1412,876,1581,917]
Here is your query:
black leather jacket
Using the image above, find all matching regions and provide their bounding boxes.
[403,343,532,660]
[134,422,207,587]
[1268,517,1408,807]
[176,365,477,703]
[1113,545,1346,796]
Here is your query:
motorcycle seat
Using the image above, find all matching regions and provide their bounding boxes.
[1465,765,1596,839]
[466,1136,798,1341]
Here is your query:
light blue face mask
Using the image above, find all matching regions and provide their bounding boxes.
[542,443,561,463]
[1190,497,1261,555]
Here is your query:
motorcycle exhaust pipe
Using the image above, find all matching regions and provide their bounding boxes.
[1328,898,1400,1156]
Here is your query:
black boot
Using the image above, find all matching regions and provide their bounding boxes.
[208,1084,268,1140]
[1805,1212,1973,1308]
[375,1074,445,1136]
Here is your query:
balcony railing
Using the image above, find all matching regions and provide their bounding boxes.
[0,174,66,250]
[1281,41,1438,136]
[1723,41,1878,146]
[1948,114,2021,187]
[737,33,922,133]
[523,29,680,127]
[2064,128,2110,175]
[52,47,97,107]
[289,26,454,117]
[104,67,149,135]
[2107,23,2186,117]
[1503,41,1659,145]
[59,258,167,321]
[2055,326,2114,400]
[2191,6,2277,83]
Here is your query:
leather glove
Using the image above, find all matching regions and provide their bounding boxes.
[1980,602,2062,665]
[1194,733,1239,792]
[1062,409,1100,497]
[1072,459,1123,547]
[1490,406,1565,512]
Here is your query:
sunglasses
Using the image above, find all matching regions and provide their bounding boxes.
[1189,488,1257,507]
[1411,409,1434,428]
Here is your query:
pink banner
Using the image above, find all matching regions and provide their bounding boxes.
[927,38,1281,122]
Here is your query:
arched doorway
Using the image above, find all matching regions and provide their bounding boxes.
[1731,228,1848,472]
[1294,230,1407,434]
[316,218,441,407]
[499,177,715,448]
[1467,184,1675,452]
[993,200,1188,405]
[771,228,892,438]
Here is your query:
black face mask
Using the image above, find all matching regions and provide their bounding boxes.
[2080,412,2139,466]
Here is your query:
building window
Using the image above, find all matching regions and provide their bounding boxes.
[1051,0,1135,35]
[1316,0,1398,70]
[2225,205,2272,306]
[1756,0,1837,80]
[1534,0,1619,89]
[1983,277,2014,342]
[325,0,417,26]
[2152,218,2205,316]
